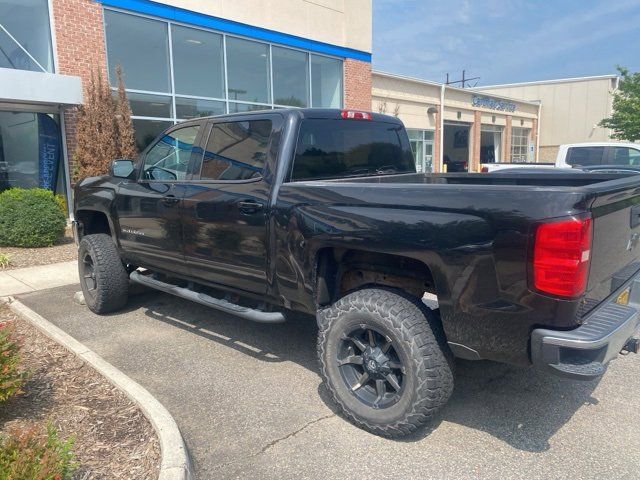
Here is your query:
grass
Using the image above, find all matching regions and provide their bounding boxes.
[0,253,9,269]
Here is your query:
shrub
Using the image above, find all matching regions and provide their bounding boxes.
[54,194,67,217]
[0,254,9,269]
[0,423,77,480]
[0,319,25,402]
[0,188,66,248]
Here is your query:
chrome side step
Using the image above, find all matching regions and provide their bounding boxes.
[130,271,286,323]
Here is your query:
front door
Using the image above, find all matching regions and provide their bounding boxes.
[116,123,204,275]
[182,115,279,294]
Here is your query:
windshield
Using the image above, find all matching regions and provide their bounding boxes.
[291,119,416,181]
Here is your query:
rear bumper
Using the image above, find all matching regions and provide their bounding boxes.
[531,274,640,380]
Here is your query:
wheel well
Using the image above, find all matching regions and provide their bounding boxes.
[315,248,436,306]
[76,210,111,238]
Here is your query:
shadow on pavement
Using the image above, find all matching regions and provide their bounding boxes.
[130,289,599,452]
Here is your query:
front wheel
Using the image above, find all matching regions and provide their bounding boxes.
[317,288,454,438]
[78,234,129,314]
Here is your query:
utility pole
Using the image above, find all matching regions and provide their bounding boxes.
[445,70,480,88]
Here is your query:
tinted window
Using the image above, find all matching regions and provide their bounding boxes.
[142,125,200,181]
[291,120,415,181]
[311,55,342,108]
[0,0,54,72]
[200,120,272,181]
[272,47,309,107]
[104,10,170,92]
[171,25,224,98]
[566,146,605,166]
[613,147,640,166]
[226,38,270,104]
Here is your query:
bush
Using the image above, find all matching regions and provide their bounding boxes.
[0,189,66,248]
[0,320,25,402]
[0,423,77,480]
[0,254,9,269]
[54,194,68,217]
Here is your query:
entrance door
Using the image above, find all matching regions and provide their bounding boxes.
[480,126,502,163]
[116,122,204,276]
[182,115,280,295]
[443,123,470,172]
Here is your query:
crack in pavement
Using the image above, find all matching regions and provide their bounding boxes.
[260,413,336,453]
[212,413,336,473]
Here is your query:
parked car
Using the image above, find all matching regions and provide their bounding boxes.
[482,142,640,172]
[557,142,640,168]
[73,109,640,438]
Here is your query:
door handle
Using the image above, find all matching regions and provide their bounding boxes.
[162,195,180,206]
[238,200,263,215]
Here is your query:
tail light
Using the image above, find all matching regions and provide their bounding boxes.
[341,110,372,120]
[532,215,592,298]
[481,166,489,173]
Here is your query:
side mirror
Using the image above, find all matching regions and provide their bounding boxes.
[110,159,136,179]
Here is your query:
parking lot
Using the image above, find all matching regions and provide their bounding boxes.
[18,284,640,479]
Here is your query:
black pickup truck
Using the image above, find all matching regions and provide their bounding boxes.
[73,109,640,438]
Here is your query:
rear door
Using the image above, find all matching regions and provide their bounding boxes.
[116,122,204,275]
[182,114,281,294]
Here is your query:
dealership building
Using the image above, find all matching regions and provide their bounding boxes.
[0,0,620,206]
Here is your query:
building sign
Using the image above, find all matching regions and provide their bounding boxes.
[472,95,516,113]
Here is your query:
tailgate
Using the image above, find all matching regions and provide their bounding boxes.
[583,180,640,316]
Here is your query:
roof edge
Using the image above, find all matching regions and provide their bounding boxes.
[474,74,618,90]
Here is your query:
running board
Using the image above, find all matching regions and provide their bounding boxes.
[129,271,286,323]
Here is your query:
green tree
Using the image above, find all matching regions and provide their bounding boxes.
[599,66,640,142]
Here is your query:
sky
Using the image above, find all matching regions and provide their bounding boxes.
[372,0,640,86]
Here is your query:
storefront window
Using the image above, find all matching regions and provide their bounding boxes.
[0,0,54,72]
[511,127,530,162]
[104,10,170,93]
[311,55,343,108]
[226,37,271,104]
[171,25,224,99]
[273,47,309,107]
[0,111,65,194]
[407,129,434,173]
[104,9,344,150]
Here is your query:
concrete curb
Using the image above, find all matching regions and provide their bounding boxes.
[3,297,194,480]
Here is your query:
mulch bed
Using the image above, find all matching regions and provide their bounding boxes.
[0,304,160,479]
[1,228,77,270]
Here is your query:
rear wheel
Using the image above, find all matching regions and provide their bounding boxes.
[317,288,454,438]
[78,234,129,314]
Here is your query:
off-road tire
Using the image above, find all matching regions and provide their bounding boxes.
[78,234,129,314]
[317,288,454,438]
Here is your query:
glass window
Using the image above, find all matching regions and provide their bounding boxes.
[292,120,415,181]
[566,146,605,167]
[0,111,63,194]
[228,103,270,114]
[510,127,530,162]
[142,125,200,180]
[311,55,343,108]
[132,119,173,153]
[226,37,270,104]
[104,10,170,92]
[0,0,54,72]
[200,120,272,181]
[407,129,434,173]
[176,98,225,120]
[124,92,173,118]
[612,147,640,166]
[171,25,224,98]
[272,47,309,107]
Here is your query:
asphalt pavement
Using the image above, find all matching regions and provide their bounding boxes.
[18,284,640,479]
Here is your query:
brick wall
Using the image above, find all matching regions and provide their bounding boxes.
[344,58,372,111]
[504,116,512,163]
[52,0,107,168]
[470,111,481,172]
